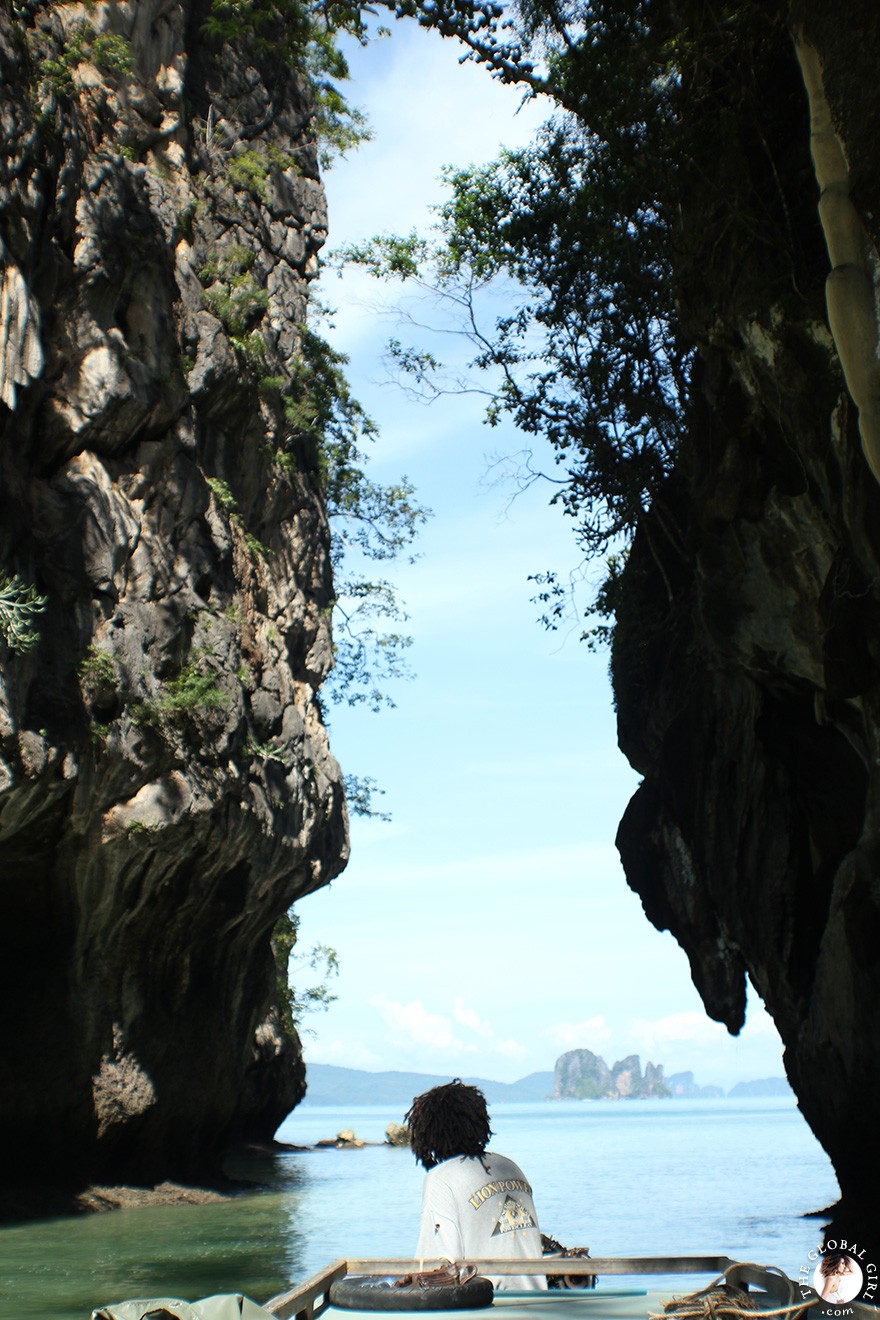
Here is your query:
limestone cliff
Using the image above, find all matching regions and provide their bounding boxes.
[553,1050,669,1100]
[613,0,880,1244]
[0,1,348,1191]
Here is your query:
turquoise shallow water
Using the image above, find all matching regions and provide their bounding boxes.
[0,1099,839,1319]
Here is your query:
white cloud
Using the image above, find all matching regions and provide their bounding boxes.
[616,1002,787,1091]
[741,1005,783,1040]
[454,999,527,1057]
[628,1005,784,1055]
[453,997,493,1039]
[304,1038,382,1068]
[371,993,468,1052]
[629,1010,729,1052]
[368,993,526,1062]
[546,1016,613,1051]
[494,1037,528,1058]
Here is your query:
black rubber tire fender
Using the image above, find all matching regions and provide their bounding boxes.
[328,1276,494,1311]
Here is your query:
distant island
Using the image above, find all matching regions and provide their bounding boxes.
[302,1059,792,1105]
[666,1070,725,1099]
[553,1051,792,1100]
[554,1048,669,1099]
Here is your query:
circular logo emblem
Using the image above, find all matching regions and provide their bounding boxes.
[813,1253,864,1305]
[799,1240,878,1314]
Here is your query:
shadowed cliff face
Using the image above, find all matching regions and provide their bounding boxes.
[0,1,348,1188]
[614,1,880,1245]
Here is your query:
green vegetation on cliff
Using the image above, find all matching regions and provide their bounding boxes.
[280,325,430,712]
[201,0,374,165]
[0,0,433,1189]
[0,573,47,655]
[196,1,432,716]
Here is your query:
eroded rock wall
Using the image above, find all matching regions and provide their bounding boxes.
[0,0,348,1189]
[613,0,880,1240]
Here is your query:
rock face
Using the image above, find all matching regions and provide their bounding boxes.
[553,1050,669,1100]
[665,1072,723,1100]
[613,1,880,1242]
[0,2,348,1189]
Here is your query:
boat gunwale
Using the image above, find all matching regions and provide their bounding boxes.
[263,1256,740,1320]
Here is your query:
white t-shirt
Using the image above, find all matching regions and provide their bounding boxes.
[415,1151,547,1291]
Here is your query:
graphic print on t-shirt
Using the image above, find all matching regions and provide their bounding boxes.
[491,1195,536,1236]
[468,1178,532,1210]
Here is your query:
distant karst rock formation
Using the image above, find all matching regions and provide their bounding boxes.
[666,1071,724,1100]
[553,1049,670,1100]
[0,1,347,1194]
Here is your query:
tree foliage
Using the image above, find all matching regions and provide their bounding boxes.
[278,322,430,711]
[202,0,374,164]
[210,0,803,700]
[272,908,340,1036]
[344,0,798,636]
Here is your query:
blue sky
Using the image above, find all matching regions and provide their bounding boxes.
[293,20,786,1092]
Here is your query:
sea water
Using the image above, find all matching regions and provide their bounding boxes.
[0,1099,839,1320]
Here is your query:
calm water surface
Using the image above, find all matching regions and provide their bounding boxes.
[0,1100,838,1319]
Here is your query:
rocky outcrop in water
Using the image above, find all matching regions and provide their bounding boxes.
[0,1,347,1191]
[665,1072,723,1100]
[553,1050,669,1100]
[613,0,880,1246]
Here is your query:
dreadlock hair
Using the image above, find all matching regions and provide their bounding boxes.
[404,1079,493,1170]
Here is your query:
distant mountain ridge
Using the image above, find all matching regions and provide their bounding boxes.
[727,1077,793,1098]
[302,1064,555,1106]
[302,1061,792,1105]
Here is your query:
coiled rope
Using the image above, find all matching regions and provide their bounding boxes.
[650,1265,821,1320]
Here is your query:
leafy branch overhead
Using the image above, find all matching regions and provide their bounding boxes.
[200,2,795,688]
[202,0,690,666]
[340,0,802,639]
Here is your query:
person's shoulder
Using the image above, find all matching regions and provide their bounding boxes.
[430,1154,494,1181]
[483,1151,527,1177]
[424,1156,478,1190]
[431,1154,483,1173]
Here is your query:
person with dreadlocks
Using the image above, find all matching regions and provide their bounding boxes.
[405,1079,547,1291]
